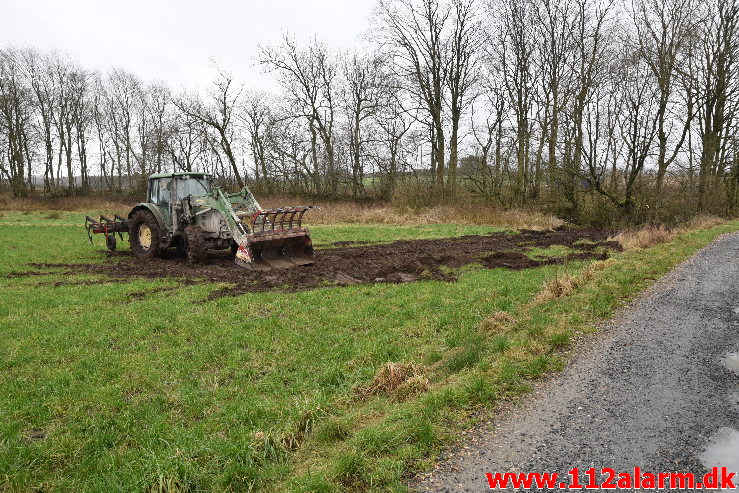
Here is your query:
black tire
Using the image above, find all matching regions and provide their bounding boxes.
[175,236,187,256]
[106,234,117,251]
[230,240,238,257]
[184,225,207,264]
[129,210,161,259]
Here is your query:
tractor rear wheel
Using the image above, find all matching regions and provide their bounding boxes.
[129,210,161,259]
[184,225,207,264]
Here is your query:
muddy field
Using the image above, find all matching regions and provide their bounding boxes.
[17,228,620,299]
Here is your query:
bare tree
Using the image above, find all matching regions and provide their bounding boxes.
[531,0,577,195]
[108,69,140,188]
[260,36,340,197]
[70,69,91,192]
[695,0,739,210]
[175,69,245,188]
[23,49,57,192]
[633,0,698,203]
[447,0,483,197]
[342,52,385,198]
[169,111,205,173]
[378,0,450,198]
[584,53,658,215]
[147,82,172,174]
[564,0,613,212]
[498,0,537,204]
[241,90,274,190]
[467,80,508,204]
[0,49,34,197]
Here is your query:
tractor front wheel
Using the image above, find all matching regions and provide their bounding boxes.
[184,225,207,264]
[129,210,161,259]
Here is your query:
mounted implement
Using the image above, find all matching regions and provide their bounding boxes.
[85,172,316,270]
[85,214,128,251]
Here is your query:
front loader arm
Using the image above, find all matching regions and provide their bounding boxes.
[212,186,317,270]
[215,188,250,245]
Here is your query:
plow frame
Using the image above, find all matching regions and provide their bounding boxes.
[85,214,129,250]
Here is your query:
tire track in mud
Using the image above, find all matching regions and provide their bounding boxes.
[14,228,620,300]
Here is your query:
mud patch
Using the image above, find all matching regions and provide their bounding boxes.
[24,428,45,441]
[481,250,609,270]
[10,228,619,300]
[127,286,180,301]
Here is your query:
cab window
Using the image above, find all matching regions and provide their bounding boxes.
[177,176,212,199]
[148,180,159,203]
[159,178,172,205]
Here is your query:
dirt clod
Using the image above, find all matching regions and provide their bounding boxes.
[24,428,45,441]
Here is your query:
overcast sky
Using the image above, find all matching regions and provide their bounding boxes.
[2,0,376,92]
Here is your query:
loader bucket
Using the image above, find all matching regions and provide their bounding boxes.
[235,206,317,270]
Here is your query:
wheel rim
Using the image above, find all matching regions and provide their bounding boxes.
[138,224,152,252]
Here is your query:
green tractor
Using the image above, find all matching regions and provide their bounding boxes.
[85,172,316,270]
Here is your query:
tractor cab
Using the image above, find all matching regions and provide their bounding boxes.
[147,173,213,208]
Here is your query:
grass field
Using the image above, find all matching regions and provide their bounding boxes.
[1,210,737,492]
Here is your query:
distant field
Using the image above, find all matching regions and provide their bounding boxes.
[0,210,736,492]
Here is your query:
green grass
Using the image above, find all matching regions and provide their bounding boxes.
[524,244,575,259]
[0,210,736,492]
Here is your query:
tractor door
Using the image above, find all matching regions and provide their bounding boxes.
[149,177,173,229]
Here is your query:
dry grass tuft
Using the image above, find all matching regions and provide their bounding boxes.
[588,258,616,271]
[612,215,725,251]
[535,270,580,303]
[611,214,726,250]
[358,362,429,400]
[250,408,322,463]
[612,225,672,251]
[581,258,617,281]
[480,311,518,333]
[685,214,725,230]
[393,374,431,401]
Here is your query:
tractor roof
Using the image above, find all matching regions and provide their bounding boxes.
[148,172,213,180]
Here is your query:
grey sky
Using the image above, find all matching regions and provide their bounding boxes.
[2,0,376,92]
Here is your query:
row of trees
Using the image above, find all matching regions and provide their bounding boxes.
[2,0,739,222]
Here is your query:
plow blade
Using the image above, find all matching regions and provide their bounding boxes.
[235,206,317,270]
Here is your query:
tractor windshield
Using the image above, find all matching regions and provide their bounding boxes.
[177,176,212,199]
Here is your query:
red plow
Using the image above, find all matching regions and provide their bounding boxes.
[85,215,129,251]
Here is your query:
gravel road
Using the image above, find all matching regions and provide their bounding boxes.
[413,232,739,492]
